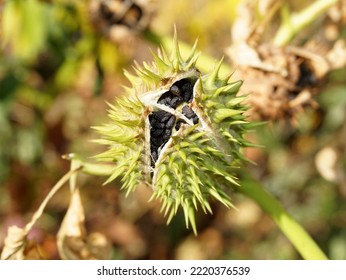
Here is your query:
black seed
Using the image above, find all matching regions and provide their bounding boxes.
[183,91,193,102]
[182,105,199,124]
[152,128,164,137]
[151,110,173,123]
[161,112,172,122]
[182,105,195,118]
[182,82,193,91]
[170,85,180,95]
[150,143,159,152]
[158,79,196,109]
[151,111,166,120]
[170,96,183,108]
[162,129,172,140]
[166,115,176,128]
[157,95,171,106]
[151,119,165,129]
[151,137,164,147]
[193,115,199,124]
[181,82,193,102]
[175,120,185,130]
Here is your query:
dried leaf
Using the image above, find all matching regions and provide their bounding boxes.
[1,226,43,260]
[57,160,112,259]
[57,187,87,259]
[1,168,80,260]
[1,226,27,260]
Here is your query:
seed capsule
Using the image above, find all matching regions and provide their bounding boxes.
[94,35,250,233]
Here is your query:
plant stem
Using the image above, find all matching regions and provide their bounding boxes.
[240,174,328,260]
[273,0,340,46]
[62,154,114,177]
[24,167,82,233]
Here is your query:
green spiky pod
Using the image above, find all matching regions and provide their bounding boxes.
[93,35,251,233]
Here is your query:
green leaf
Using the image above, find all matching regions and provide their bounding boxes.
[2,0,52,62]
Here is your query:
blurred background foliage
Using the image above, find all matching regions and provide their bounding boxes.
[0,0,346,259]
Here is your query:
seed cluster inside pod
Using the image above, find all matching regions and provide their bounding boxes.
[149,78,199,165]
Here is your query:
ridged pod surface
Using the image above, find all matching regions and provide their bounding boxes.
[93,35,251,233]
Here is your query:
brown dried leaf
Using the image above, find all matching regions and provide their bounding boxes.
[57,187,87,259]
[1,168,80,260]
[0,227,43,260]
[57,232,112,260]
[57,160,112,260]
[0,226,27,260]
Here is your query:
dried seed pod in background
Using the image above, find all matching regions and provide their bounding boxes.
[89,0,154,42]
[229,44,326,122]
[93,35,252,233]
[227,0,346,123]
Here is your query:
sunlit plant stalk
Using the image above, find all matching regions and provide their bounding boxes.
[240,175,328,260]
[273,0,340,46]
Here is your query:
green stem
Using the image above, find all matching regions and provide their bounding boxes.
[240,174,328,260]
[273,0,340,46]
[62,154,114,177]
[80,161,114,177]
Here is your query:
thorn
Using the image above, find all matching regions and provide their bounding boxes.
[171,25,182,71]
[205,57,222,87]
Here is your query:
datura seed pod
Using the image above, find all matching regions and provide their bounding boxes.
[93,35,251,233]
